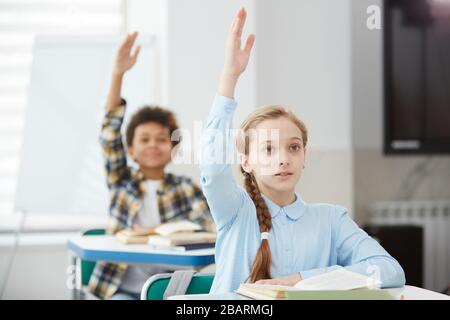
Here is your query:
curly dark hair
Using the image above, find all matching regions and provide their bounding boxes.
[125,106,180,147]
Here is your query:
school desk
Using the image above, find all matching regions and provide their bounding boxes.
[67,235,215,299]
[167,285,450,300]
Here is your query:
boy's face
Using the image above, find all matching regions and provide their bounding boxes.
[127,122,173,171]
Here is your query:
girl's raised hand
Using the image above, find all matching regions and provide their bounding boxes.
[113,31,141,75]
[223,7,255,77]
[219,7,255,98]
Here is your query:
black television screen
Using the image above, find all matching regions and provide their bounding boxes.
[384,0,450,154]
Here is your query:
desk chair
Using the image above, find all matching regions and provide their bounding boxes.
[79,228,105,299]
[141,271,214,300]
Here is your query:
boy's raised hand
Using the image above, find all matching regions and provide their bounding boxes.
[219,7,255,98]
[113,31,141,75]
[106,32,140,111]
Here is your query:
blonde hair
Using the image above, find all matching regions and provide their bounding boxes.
[236,105,308,283]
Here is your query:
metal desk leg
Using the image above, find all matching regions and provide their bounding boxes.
[75,256,82,299]
[68,253,82,300]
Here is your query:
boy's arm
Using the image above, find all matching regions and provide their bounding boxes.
[100,102,129,188]
[100,32,141,187]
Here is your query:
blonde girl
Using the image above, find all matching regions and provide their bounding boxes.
[199,7,405,294]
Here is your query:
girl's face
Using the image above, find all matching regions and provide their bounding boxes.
[241,117,307,195]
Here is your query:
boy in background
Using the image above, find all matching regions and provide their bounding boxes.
[89,32,213,300]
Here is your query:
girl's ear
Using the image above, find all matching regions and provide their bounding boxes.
[303,147,307,168]
[240,153,252,174]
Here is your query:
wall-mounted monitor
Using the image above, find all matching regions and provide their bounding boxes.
[384,0,450,154]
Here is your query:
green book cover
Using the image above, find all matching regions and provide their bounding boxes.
[285,289,396,300]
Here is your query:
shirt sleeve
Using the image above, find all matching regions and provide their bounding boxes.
[186,179,216,232]
[199,94,246,231]
[299,206,406,288]
[99,99,130,188]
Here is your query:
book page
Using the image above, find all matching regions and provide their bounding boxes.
[154,220,202,236]
[295,268,381,291]
[240,283,299,292]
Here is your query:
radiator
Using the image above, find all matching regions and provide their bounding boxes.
[368,201,450,292]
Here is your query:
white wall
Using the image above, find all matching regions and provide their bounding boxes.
[1,233,77,300]
[256,0,354,213]
[257,0,352,149]
[351,0,384,149]
[126,0,168,105]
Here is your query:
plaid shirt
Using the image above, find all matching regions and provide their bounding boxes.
[88,100,213,299]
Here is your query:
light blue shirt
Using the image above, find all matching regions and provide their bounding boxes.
[200,95,406,294]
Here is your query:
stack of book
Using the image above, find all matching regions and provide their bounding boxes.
[115,229,153,244]
[147,232,216,251]
[115,220,216,251]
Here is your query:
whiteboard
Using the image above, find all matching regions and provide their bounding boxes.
[15,35,156,216]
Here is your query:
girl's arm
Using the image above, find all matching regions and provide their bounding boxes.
[299,207,406,288]
[199,8,255,230]
[255,207,406,288]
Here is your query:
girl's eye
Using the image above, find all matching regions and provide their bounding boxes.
[290,144,301,152]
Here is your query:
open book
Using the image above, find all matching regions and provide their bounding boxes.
[235,268,397,300]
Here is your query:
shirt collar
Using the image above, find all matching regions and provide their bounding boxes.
[261,192,305,221]
[134,169,174,195]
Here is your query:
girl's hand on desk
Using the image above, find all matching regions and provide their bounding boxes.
[254,273,302,286]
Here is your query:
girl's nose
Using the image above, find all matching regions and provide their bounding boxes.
[279,153,290,166]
